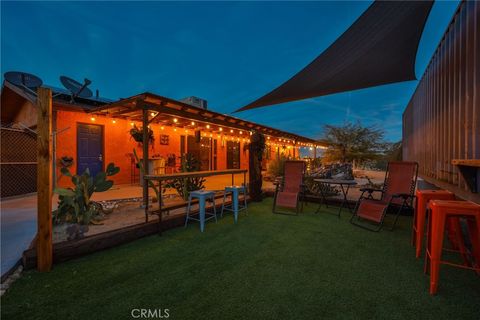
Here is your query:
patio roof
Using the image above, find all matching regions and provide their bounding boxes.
[236,1,434,111]
[88,92,324,146]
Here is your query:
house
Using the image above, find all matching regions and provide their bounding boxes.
[0,77,324,197]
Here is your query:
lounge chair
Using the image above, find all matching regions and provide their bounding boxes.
[350,161,418,231]
[273,160,306,215]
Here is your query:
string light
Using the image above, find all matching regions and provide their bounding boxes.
[173,118,178,123]
[239,131,243,135]
[191,121,195,126]
[161,126,164,130]
[130,122,135,126]
[90,117,96,121]
[174,128,177,132]
[219,128,223,132]
[206,124,210,129]
[230,129,234,133]
[112,119,116,124]
[150,112,156,117]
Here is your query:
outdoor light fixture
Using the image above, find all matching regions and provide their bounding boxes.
[206,124,210,129]
[219,127,223,131]
[90,117,95,121]
[112,120,116,124]
[239,131,243,134]
[173,118,178,123]
[191,121,195,126]
[267,136,270,139]
[161,126,164,130]
[230,129,234,133]
[150,112,156,117]
[130,122,134,126]
[174,128,177,132]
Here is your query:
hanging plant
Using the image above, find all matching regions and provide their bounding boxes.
[130,124,154,145]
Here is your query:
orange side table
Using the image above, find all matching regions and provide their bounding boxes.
[425,200,480,295]
[413,189,455,258]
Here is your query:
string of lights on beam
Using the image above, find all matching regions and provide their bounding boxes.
[89,114,325,149]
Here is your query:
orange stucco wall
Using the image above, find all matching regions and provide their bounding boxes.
[55,109,253,187]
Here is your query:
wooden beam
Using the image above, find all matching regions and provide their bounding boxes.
[142,106,149,210]
[36,87,53,272]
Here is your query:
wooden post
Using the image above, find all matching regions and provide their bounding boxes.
[142,106,149,209]
[37,87,53,272]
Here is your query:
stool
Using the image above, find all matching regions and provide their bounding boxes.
[424,200,480,295]
[185,190,217,232]
[221,185,248,223]
[413,190,455,258]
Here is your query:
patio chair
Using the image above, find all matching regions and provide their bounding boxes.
[273,160,306,215]
[350,161,418,231]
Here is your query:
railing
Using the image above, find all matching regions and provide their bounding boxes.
[144,169,248,234]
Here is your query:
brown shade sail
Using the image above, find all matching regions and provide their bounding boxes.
[236,1,433,112]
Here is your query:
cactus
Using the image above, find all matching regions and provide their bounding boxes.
[164,153,205,201]
[53,163,120,225]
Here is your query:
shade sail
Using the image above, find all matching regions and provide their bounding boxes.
[236,1,433,112]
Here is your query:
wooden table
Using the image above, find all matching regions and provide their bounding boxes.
[451,159,480,193]
[144,169,248,234]
[313,179,358,217]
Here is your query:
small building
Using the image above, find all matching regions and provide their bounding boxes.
[0,79,324,197]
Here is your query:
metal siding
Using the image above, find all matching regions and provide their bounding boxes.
[402,1,479,201]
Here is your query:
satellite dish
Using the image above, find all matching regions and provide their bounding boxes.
[4,71,43,89]
[60,75,93,99]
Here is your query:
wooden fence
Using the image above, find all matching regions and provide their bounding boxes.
[402,1,479,202]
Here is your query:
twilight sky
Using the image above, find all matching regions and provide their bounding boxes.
[1,1,459,141]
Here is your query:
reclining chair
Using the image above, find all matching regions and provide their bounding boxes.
[350,161,418,231]
[273,160,306,215]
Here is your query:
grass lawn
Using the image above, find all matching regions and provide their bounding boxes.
[1,198,479,320]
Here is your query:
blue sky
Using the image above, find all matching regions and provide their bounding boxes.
[1,1,459,141]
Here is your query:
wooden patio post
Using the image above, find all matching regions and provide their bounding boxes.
[142,105,149,210]
[37,87,53,272]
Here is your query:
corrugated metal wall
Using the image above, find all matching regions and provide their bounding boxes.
[403,0,479,201]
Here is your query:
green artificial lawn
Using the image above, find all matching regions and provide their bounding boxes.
[2,198,479,320]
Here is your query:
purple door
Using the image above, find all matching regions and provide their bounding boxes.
[77,123,103,177]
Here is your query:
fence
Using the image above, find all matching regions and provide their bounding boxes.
[402,1,479,201]
[1,126,37,197]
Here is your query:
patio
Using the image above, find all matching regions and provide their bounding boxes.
[2,198,479,320]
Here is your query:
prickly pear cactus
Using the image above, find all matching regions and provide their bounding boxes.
[53,163,120,225]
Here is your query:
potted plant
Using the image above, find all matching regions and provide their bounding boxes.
[130,124,154,145]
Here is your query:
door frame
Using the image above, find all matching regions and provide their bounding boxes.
[76,122,105,175]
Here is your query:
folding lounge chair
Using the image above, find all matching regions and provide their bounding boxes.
[273,160,306,215]
[350,161,418,231]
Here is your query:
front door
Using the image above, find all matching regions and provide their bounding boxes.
[77,123,103,177]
